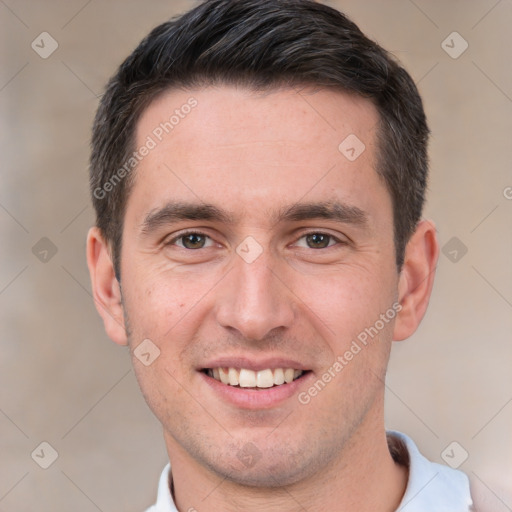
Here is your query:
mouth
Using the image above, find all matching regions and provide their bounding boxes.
[201,367,311,390]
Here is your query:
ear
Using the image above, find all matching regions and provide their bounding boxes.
[393,219,439,341]
[86,227,128,346]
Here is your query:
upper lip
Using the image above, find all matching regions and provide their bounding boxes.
[199,357,310,372]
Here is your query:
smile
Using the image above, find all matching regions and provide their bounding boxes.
[202,367,309,389]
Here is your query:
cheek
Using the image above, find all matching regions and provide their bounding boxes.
[124,268,199,337]
[131,355,190,431]
[123,269,216,382]
[295,267,394,340]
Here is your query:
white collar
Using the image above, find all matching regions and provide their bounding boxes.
[390,431,473,511]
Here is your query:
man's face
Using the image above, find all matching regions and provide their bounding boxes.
[120,86,400,486]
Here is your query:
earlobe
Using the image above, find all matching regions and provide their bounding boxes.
[393,220,439,342]
[86,227,128,346]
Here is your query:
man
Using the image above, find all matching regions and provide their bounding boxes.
[86,1,474,510]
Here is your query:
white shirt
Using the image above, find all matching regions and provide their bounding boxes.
[145,431,473,511]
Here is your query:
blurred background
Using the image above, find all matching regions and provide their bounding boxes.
[1,0,511,510]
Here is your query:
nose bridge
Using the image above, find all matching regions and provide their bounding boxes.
[215,243,294,340]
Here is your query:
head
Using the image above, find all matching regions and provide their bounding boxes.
[87,0,438,489]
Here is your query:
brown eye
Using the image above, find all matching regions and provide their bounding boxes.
[171,232,212,249]
[182,233,206,249]
[305,233,333,249]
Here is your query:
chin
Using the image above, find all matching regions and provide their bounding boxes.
[199,440,329,489]
[215,460,311,488]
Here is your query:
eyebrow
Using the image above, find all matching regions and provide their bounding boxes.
[139,200,368,236]
[140,203,234,236]
[277,201,368,226]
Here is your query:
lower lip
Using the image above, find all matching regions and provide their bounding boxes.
[199,371,314,410]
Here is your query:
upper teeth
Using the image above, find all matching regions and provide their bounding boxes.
[209,368,303,388]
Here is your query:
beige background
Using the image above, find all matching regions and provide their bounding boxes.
[1,0,511,510]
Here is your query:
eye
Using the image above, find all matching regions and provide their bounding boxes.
[295,232,342,249]
[168,231,214,250]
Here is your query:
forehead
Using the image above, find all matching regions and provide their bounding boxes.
[127,85,387,226]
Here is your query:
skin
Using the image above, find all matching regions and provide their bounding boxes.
[87,85,439,511]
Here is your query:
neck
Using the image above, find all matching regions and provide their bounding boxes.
[165,406,407,512]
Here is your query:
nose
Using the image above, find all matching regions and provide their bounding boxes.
[215,247,295,342]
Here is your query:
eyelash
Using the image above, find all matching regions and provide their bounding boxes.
[166,230,346,249]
